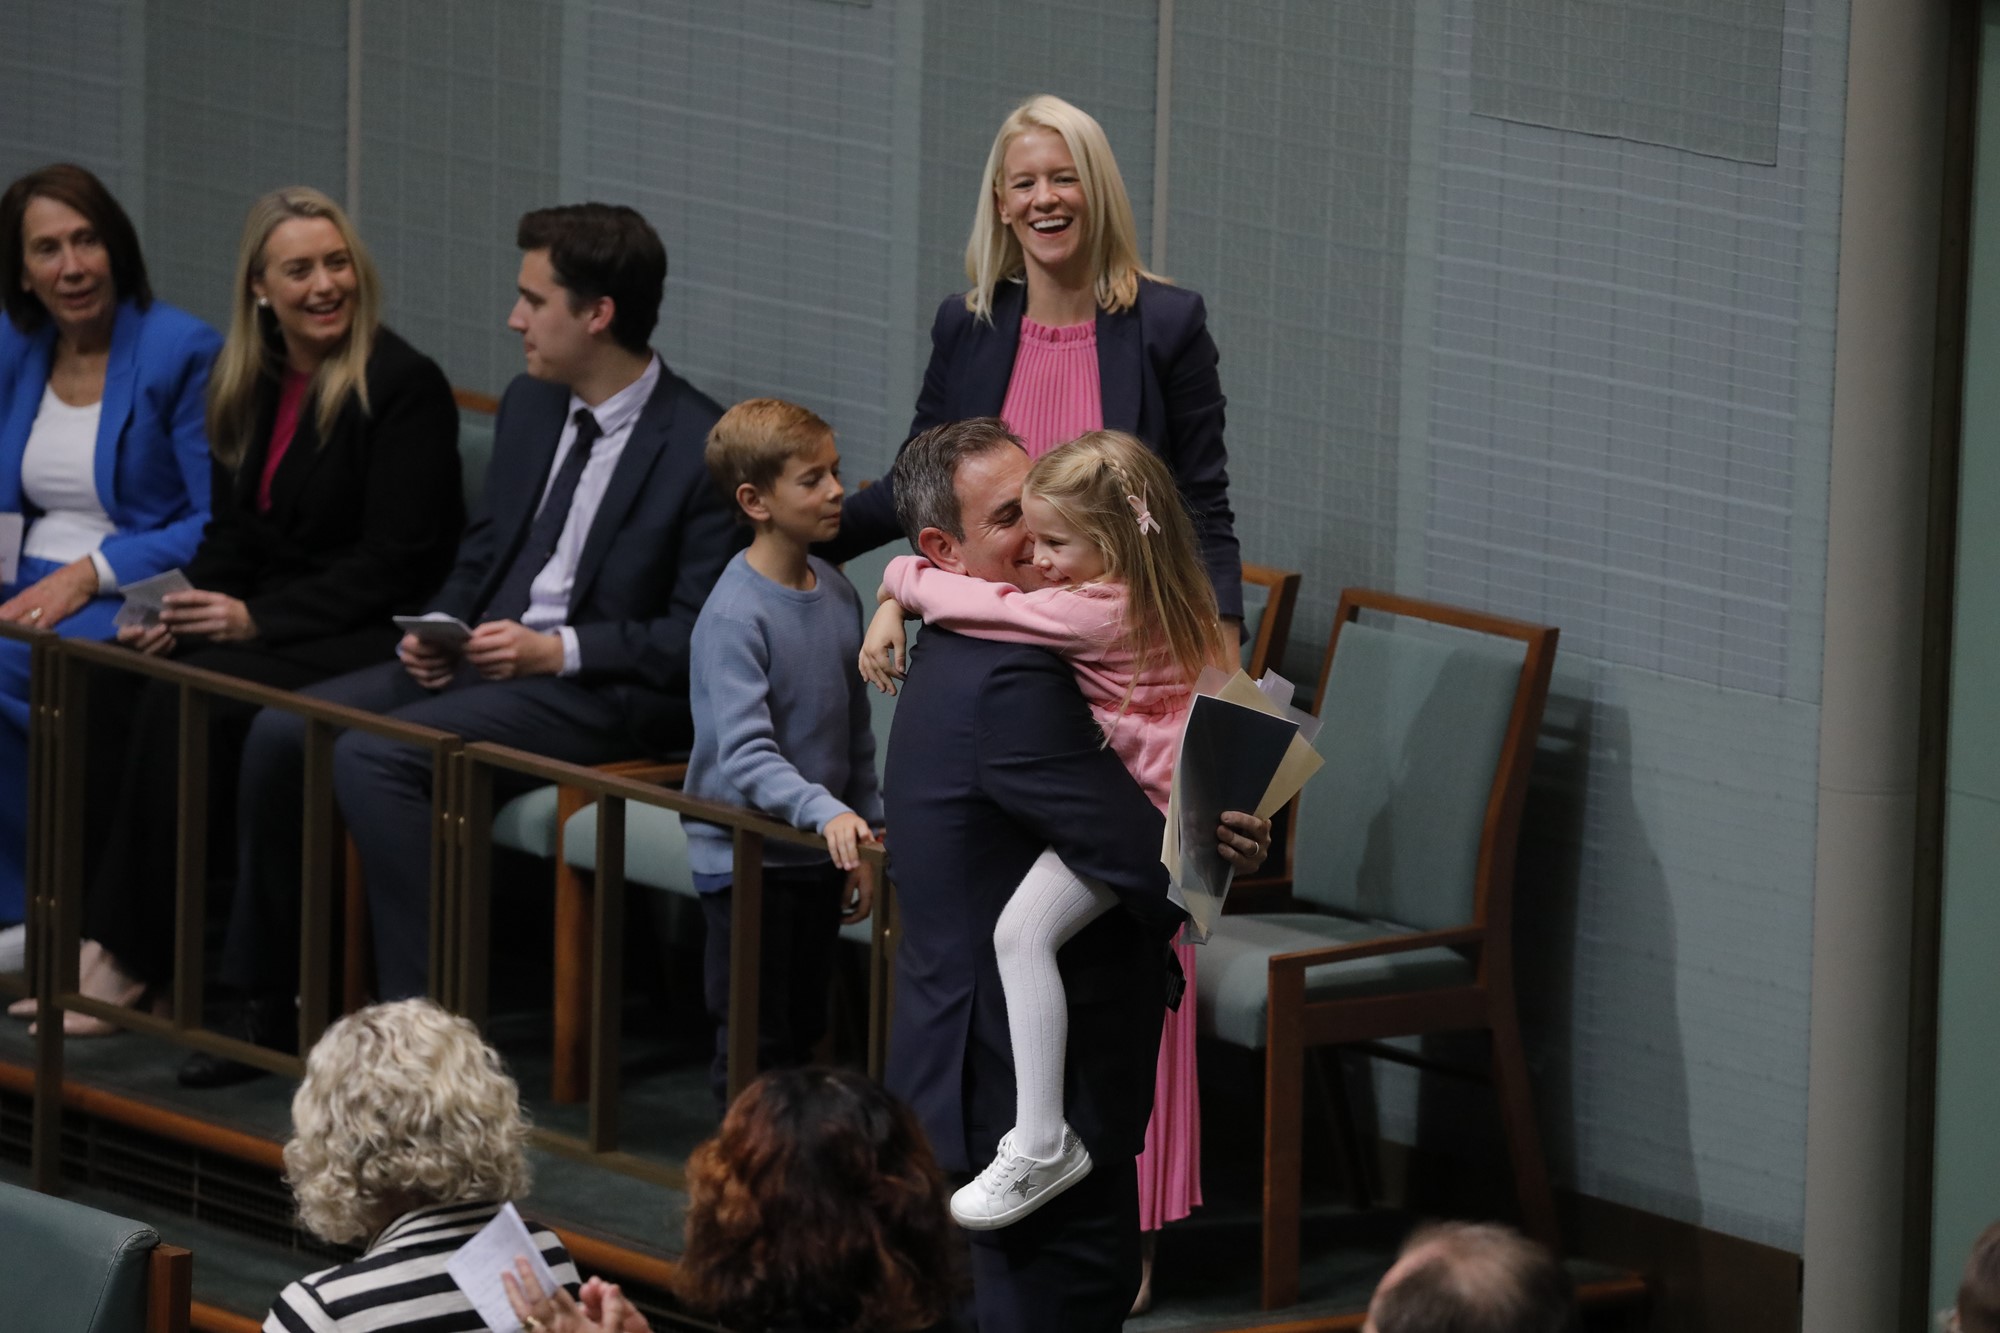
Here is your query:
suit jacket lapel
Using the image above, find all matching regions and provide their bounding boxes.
[1095,301,1142,435]
[968,283,1027,416]
[0,327,54,513]
[92,300,142,519]
[568,372,677,611]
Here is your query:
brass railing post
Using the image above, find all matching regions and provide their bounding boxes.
[430,738,461,1007]
[589,796,626,1153]
[171,684,209,1031]
[297,719,338,1052]
[456,752,493,1026]
[725,828,765,1108]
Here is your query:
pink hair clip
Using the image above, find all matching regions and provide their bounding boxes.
[1127,493,1161,536]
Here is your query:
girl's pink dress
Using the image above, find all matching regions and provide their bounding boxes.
[882,556,1202,1228]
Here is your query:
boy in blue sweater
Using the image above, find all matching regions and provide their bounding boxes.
[684,398,881,1107]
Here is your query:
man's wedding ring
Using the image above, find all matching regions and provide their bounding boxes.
[25,608,43,622]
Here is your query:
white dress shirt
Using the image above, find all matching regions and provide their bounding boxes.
[521,355,661,676]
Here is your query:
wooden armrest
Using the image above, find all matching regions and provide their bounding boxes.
[1267,925,1484,976]
[592,758,688,787]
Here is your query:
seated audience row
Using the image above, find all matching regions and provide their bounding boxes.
[279,999,959,1333]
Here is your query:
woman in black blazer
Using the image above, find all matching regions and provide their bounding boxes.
[830,94,1242,628]
[9,187,462,1032]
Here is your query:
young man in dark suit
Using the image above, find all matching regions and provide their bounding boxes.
[878,418,1269,1331]
[182,204,737,1085]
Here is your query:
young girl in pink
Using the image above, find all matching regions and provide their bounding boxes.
[859,430,1223,1234]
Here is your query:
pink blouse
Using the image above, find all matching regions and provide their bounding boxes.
[884,555,1187,812]
[257,368,312,513]
[999,317,1104,458]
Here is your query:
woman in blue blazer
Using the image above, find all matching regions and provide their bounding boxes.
[0,165,219,952]
[828,94,1242,628]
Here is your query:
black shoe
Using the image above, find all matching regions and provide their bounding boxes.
[177,996,297,1089]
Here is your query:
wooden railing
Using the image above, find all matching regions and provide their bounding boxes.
[6,625,892,1190]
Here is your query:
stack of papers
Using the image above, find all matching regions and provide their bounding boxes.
[1164,668,1325,941]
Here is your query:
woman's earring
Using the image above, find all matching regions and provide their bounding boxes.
[255,296,269,308]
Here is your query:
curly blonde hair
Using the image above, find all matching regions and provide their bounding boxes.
[282,1000,531,1245]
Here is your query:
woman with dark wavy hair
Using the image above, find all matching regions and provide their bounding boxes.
[504,1066,962,1333]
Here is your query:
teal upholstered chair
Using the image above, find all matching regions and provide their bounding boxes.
[1196,587,1560,1309]
[0,1184,191,1333]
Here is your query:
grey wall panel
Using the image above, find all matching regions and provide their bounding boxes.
[142,0,349,332]
[1471,0,1786,165]
[1424,0,1825,701]
[572,0,905,472]
[0,1,139,200]
[357,0,564,395]
[1167,0,1413,675]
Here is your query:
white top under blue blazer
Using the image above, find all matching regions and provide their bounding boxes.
[0,297,220,588]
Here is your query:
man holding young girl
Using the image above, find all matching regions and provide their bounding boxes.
[879,417,1268,1333]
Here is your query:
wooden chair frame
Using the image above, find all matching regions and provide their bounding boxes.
[1240,561,1302,682]
[1252,587,1560,1308]
[147,1244,192,1333]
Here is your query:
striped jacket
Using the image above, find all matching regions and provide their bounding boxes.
[264,1200,579,1332]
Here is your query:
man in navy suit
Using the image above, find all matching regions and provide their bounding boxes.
[183,205,737,1083]
[880,418,1269,1330]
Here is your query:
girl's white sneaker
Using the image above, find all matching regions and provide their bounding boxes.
[950,1123,1093,1230]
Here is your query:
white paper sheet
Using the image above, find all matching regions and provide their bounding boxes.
[393,612,474,648]
[444,1202,559,1333]
[113,568,193,629]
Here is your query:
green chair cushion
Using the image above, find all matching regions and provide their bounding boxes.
[492,786,561,858]
[563,804,876,945]
[459,407,496,513]
[0,1182,161,1333]
[563,802,698,898]
[1197,912,1474,1049]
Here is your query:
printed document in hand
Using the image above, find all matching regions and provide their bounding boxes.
[393,612,474,648]
[1164,667,1325,941]
[113,569,193,630]
[446,1201,559,1333]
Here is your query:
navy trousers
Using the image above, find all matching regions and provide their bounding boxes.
[221,659,637,1001]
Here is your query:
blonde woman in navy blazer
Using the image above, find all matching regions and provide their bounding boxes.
[827,95,1242,629]
[0,165,218,954]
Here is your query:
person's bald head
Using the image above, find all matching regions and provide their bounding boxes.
[1364,1222,1577,1333]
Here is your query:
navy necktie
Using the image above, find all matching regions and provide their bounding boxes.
[483,407,603,623]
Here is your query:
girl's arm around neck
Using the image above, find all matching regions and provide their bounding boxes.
[881,555,1120,655]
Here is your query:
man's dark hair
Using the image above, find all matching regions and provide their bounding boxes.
[889,417,1023,546]
[1,163,153,333]
[1373,1223,1578,1333]
[516,203,666,353]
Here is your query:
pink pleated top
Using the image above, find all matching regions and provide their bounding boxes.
[999,317,1104,458]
